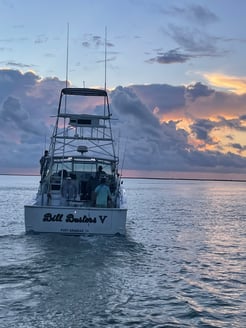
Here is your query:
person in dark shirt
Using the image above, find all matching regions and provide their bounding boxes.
[40,150,50,180]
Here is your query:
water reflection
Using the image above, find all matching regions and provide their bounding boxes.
[1,177,246,327]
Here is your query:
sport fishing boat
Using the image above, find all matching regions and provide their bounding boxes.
[24,87,127,235]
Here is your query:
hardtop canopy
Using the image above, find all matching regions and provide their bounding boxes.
[61,88,108,97]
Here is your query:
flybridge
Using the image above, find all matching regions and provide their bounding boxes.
[53,87,115,156]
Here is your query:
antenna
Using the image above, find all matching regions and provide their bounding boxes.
[104,26,107,91]
[66,23,69,88]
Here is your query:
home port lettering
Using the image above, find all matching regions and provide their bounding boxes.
[43,213,107,224]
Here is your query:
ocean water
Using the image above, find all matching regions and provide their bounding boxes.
[0,175,245,328]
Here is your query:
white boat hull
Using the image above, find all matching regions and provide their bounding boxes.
[24,205,127,235]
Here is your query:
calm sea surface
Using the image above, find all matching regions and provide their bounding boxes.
[0,175,245,328]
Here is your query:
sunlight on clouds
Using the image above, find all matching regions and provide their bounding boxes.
[188,135,205,148]
[161,114,246,156]
[209,126,246,155]
[204,73,246,95]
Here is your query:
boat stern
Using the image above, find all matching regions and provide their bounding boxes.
[24,204,127,235]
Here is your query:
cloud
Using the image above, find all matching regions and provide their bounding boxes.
[0,69,66,172]
[1,96,28,122]
[1,68,246,177]
[190,118,217,143]
[34,34,48,44]
[167,24,219,54]
[186,82,215,100]
[146,48,193,64]
[82,41,90,48]
[230,143,246,152]
[203,73,246,94]
[151,4,225,67]
[1,61,33,68]
[128,84,186,114]
[217,116,246,132]
[186,4,218,24]
[182,81,246,119]
[0,37,28,43]
[165,4,218,25]
[147,19,227,65]
[109,85,246,175]
[0,46,12,52]
[81,34,115,49]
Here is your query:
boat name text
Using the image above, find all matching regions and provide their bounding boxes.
[43,213,107,224]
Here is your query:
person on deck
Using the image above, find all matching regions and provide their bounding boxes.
[61,176,77,203]
[94,177,112,208]
[40,150,50,180]
[96,165,106,180]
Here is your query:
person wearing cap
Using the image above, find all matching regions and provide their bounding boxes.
[94,177,112,208]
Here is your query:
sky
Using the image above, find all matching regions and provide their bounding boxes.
[1,0,246,179]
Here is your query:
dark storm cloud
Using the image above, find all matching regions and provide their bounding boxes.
[110,86,193,172]
[239,114,246,120]
[186,82,214,101]
[1,68,246,175]
[0,70,38,102]
[0,96,47,136]
[109,86,194,172]
[181,149,246,171]
[217,116,246,132]
[160,120,189,151]
[190,118,216,143]
[111,86,159,125]
[109,85,246,174]
[0,69,65,171]
[1,96,28,121]
[110,86,161,141]
[189,115,246,150]
[129,84,186,112]
[230,143,245,151]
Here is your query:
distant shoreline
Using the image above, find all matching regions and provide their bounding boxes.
[0,173,246,183]
[125,176,246,183]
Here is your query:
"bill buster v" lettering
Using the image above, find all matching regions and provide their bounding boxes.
[42,213,108,224]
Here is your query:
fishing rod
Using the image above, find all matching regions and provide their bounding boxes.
[120,136,128,178]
